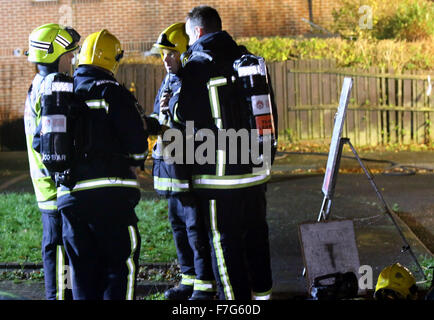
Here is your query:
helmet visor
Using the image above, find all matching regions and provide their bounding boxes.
[64,27,81,50]
[115,50,124,62]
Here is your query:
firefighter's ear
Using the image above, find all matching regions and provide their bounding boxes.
[194,25,204,39]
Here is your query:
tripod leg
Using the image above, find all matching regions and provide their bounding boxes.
[324,198,333,221]
[345,140,427,280]
[303,196,332,277]
[317,196,329,222]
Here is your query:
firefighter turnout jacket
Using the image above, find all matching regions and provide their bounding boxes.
[173,31,277,197]
[56,65,148,214]
[148,72,192,196]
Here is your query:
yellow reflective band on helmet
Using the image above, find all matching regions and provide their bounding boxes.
[192,171,271,189]
[57,177,140,198]
[194,280,216,292]
[54,34,71,49]
[252,289,272,300]
[210,200,234,299]
[153,177,190,192]
[181,274,195,286]
[126,225,138,300]
[85,99,109,113]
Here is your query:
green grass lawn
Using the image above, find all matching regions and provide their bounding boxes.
[0,192,176,264]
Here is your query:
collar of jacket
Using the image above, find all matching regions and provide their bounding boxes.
[37,64,58,76]
[74,65,117,92]
[188,31,233,53]
[74,65,115,80]
[186,31,239,64]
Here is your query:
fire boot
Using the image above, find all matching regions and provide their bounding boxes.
[189,290,216,300]
[164,284,193,300]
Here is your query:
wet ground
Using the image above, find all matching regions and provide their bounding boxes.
[0,151,433,300]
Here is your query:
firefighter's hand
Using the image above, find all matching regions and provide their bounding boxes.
[160,91,171,110]
[160,125,170,134]
[160,104,170,115]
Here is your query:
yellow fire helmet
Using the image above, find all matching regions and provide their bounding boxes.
[153,22,189,57]
[78,29,124,75]
[374,263,418,300]
[27,23,80,64]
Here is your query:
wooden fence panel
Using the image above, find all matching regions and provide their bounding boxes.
[298,60,310,140]
[368,67,380,145]
[414,70,425,144]
[286,60,296,139]
[311,60,321,140]
[272,61,287,137]
[387,68,397,144]
[136,66,145,112]
[321,60,331,139]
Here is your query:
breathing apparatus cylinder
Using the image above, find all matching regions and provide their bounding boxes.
[233,54,276,163]
[40,73,75,173]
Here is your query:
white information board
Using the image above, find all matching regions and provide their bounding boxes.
[321,77,353,197]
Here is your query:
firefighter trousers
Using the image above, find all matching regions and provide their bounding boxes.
[41,212,72,300]
[60,205,141,300]
[168,194,215,291]
[198,186,273,300]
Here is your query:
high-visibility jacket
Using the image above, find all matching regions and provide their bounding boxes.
[24,69,58,214]
[56,65,148,211]
[173,31,278,198]
[148,73,191,196]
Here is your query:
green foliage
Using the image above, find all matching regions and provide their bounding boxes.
[330,0,434,41]
[0,193,42,262]
[413,255,434,290]
[421,255,433,283]
[135,198,177,263]
[375,0,434,41]
[139,292,165,300]
[0,193,176,264]
[237,36,433,71]
[0,269,45,281]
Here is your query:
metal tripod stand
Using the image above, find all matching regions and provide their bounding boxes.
[316,137,427,280]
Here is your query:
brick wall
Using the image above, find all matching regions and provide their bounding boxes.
[0,0,340,149]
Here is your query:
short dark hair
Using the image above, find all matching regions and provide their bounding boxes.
[187,6,222,34]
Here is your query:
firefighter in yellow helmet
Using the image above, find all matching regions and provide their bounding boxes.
[24,23,80,300]
[58,29,148,299]
[374,263,418,300]
[146,23,216,300]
